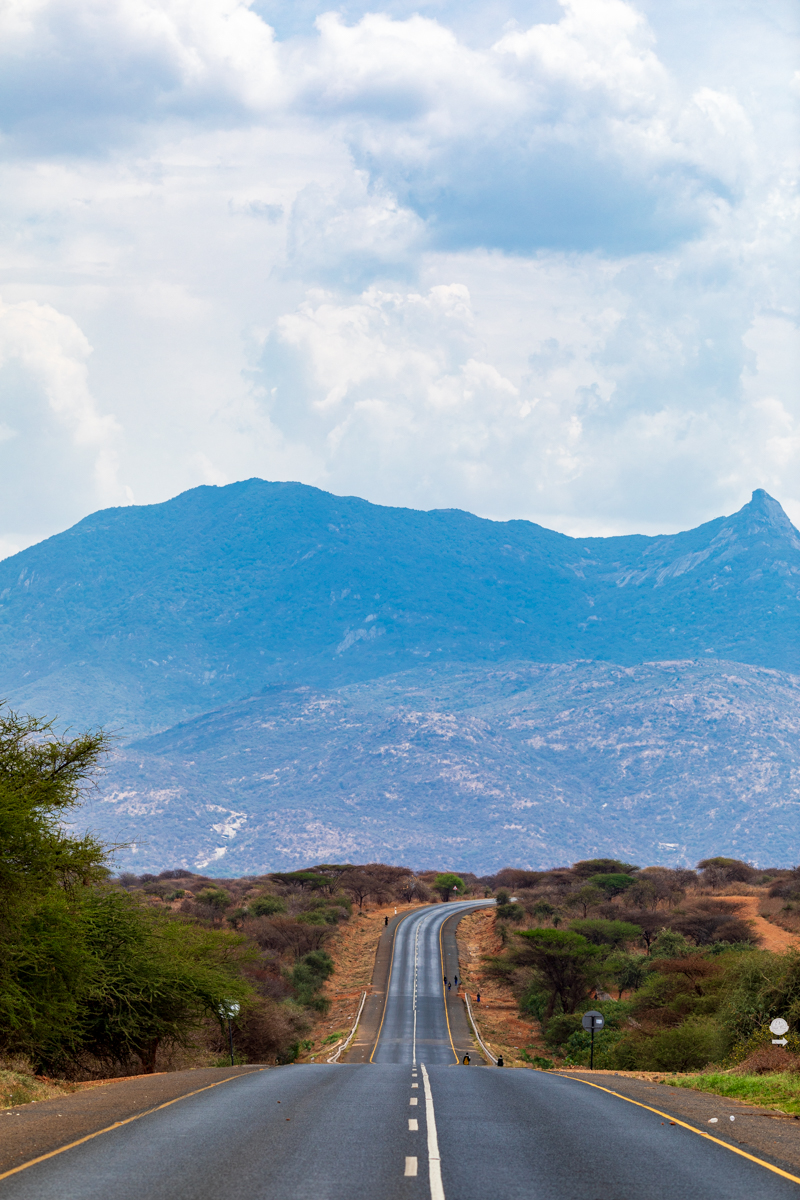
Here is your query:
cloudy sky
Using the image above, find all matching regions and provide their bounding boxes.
[0,0,797,556]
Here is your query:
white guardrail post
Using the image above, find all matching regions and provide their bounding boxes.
[327,990,367,1063]
[463,992,498,1064]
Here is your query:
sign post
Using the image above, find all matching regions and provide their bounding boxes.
[770,1017,789,1047]
[218,1000,241,1066]
[582,1010,605,1070]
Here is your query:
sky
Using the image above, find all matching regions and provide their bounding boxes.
[0,0,798,558]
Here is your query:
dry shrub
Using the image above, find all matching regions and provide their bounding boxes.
[206,1001,307,1064]
[246,916,330,958]
[736,1045,800,1075]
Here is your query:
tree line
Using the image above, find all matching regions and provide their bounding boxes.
[483,856,800,1072]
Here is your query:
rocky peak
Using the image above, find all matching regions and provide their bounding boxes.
[723,489,800,552]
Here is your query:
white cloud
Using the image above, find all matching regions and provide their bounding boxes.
[0,0,796,552]
[0,298,124,513]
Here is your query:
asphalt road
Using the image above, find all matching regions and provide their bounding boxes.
[3,901,799,1199]
[371,899,490,1065]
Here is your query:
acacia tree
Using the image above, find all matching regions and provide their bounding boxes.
[514,929,602,1019]
[0,709,251,1074]
[433,873,465,902]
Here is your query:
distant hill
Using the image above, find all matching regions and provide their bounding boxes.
[81,658,800,875]
[0,481,798,737]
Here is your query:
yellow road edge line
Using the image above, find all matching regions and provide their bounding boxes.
[557,1074,800,1187]
[0,1069,265,1184]
[369,909,416,1063]
[439,914,459,1064]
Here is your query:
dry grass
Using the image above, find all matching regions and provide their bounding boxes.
[0,1069,79,1108]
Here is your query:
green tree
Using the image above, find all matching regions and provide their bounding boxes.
[606,951,650,999]
[0,711,111,1058]
[434,873,465,901]
[572,859,639,879]
[78,890,252,1073]
[0,708,254,1074]
[291,950,334,1011]
[588,873,637,898]
[568,919,642,950]
[564,885,604,918]
[514,929,602,1019]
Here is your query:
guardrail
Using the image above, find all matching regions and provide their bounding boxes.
[327,990,367,1063]
[463,992,498,1065]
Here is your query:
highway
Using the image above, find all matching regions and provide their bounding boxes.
[2,900,799,1199]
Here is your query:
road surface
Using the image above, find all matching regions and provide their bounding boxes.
[2,900,799,1199]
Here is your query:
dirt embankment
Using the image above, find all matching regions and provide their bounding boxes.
[729,895,800,952]
[298,902,428,1061]
[456,908,551,1065]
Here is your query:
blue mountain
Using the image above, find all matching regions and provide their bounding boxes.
[0,481,797,737]
[1,481,799,873]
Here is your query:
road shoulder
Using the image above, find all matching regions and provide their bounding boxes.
[342,909,417,1063]
[0,1067,263,1176]
[557,1070,800,1178]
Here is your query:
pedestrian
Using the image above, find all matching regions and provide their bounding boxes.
[454,974,458,986]
[476,991,481,1003]
[497,1055,504,1067]
[447,982,451,991]
[443,975,447,986]
[462,1053,470,1065]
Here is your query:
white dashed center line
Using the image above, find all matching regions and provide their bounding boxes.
[405,1157,418,1177]
[421,1062,445,1200]
[409,1119,418,1131]
[409,1097,418,1105]
[411,1083,418,1088]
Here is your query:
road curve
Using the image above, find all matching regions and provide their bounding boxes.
[370,899,492,1065]
[2,900,800,1199]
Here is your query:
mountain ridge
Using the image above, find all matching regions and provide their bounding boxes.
[1,481,798,738]
[79,657,800,875]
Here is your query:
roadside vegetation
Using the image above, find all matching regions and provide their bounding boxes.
[6,701,800,1113]
[469,859,800,1106]
[0,707,469,1094]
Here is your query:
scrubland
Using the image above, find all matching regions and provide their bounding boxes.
[457,858,800,1109]
[5,705,800,1115]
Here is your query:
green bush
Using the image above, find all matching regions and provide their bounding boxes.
[641,1020,728,1072]
[496,903,525,921]
[650,929,692,958]
[543,1012,584,1050]
[249,896,286,917]
[291,950,334,1008]
[520,1051,554,1068]
[568,919,642,949]
[194,888,231,912]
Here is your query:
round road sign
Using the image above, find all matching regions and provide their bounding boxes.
[582,1010,605,1031]
[770,1017,789,1036]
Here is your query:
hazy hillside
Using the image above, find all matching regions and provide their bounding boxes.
[0,482,798,736]
[80,659,800,875]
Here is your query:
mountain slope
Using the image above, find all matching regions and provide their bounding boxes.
[0,482,798,736]
[80,658,800,875]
